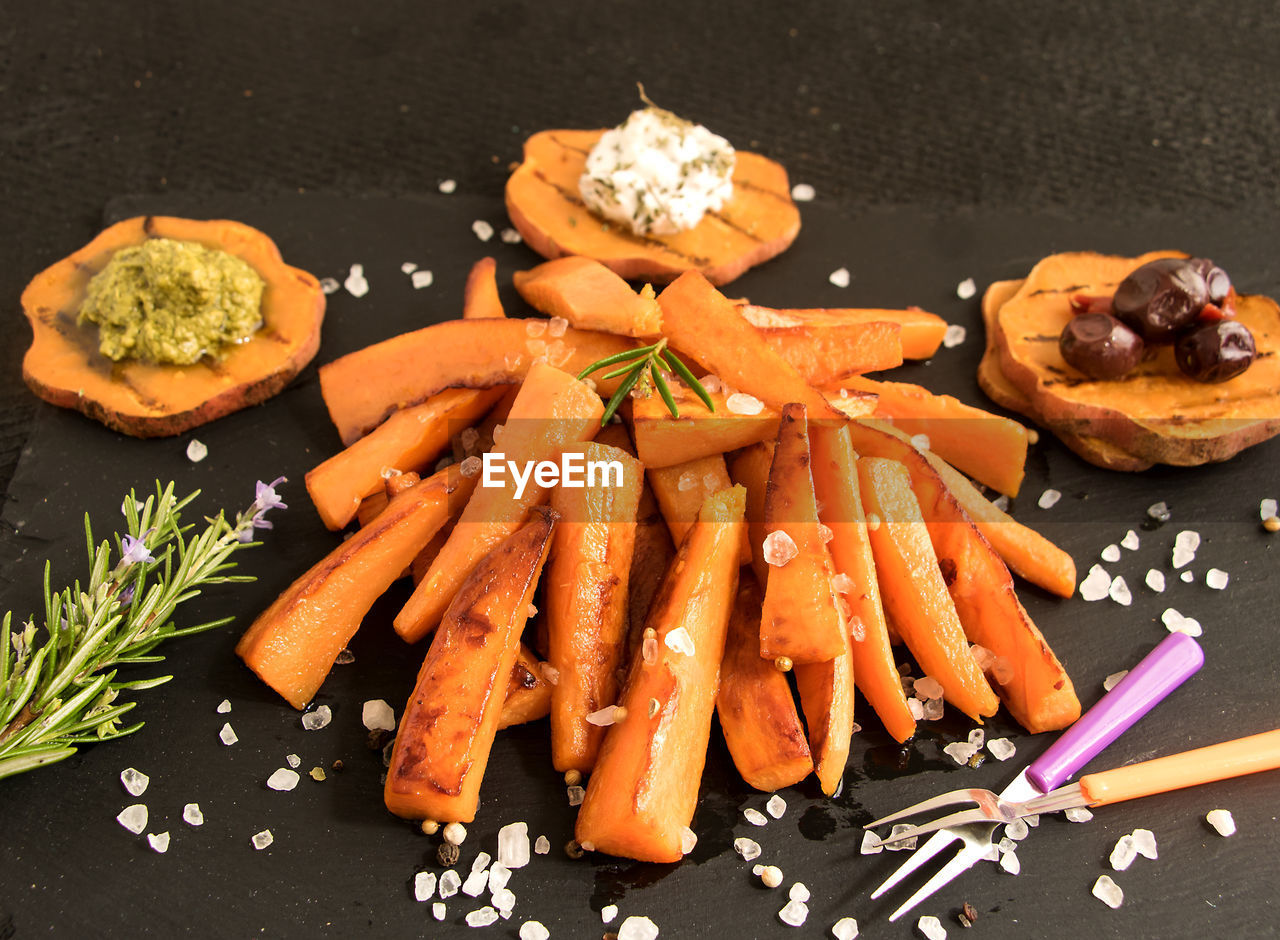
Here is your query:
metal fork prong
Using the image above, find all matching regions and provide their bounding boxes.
[868,830,960,900]
[886,837,992,923]
[863,787,983,830]
[874,807,1001,847]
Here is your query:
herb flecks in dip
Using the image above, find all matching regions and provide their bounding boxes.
[78,237,265,365]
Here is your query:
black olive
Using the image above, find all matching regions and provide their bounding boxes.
[1059,313,1145,379]
[1175,319,1256,383]
[1112,258,1208,344]
[1188,257,1232,305]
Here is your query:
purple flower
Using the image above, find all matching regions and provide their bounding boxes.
[120,533,155,566]
[239,476,287,541]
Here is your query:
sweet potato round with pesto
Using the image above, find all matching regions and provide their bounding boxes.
[505,128,801,286]
[20,216,325,437]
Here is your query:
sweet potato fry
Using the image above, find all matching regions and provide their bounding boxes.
[758,404,849,665]
[546,442,644,773]
[575,486,745,863]
[394,363,604,642]
[513,256,663,338]
[758,321,904,383]
[498,643,553,729]
[715,574,813,791]
[384,508,557,822]
[809,423,916,743]
[727,440,775,588]
[630,383,778,469]
[646,454,752,566]
[305,387,506,530]
[627,481,676,649]
[318,319,634,445]
[463,257,506,319]
[794,627,855,796]
[738,303,948,360]
[236,465,473,710]
[857,457,1000,722]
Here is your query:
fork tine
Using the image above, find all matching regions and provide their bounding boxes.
[863,787,983,830]
[868,830,960,900]
[874,807,999,847]
[887,838,991,923]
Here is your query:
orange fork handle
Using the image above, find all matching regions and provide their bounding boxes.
[1080,728,1280,807]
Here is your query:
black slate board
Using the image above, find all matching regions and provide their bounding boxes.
[1,193,1277,938]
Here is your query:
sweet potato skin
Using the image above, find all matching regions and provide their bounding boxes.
[498,644,553,729]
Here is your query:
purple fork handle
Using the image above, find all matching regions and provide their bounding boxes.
[1025,632,1203,793]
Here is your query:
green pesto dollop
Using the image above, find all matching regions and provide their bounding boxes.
[77,237,265,365]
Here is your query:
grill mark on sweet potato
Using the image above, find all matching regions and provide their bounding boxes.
[706,210,765,244]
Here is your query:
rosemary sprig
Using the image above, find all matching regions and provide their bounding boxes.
[577,337,715,424]
[0,477,287,781]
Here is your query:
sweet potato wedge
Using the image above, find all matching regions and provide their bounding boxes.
[715,573,813,791]
[498,644,553,730]
[629,383,779,469]
[737,303,948,360]
[809,423,915,744]
[794,625,855,796]
[236,465,472,710]
[574,486,745,862]
[727,440,775,589]
[318,319,633,445]
[646,454,751,566]
[513,256,663,338]
[758,321,903,384]
[758,404,849,665]
[305,387,506,530]
[506,128,800,286]
[858,457,1000,723]
[384,508,557,822]
[545,442,644,773]
[462,257,506,319]
[395,363,604,642]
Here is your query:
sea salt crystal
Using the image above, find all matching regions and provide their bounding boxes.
[439,870,461,898]
[744,808,768,826]
[1110,834,1137,870]
[1172,530,1200,568]
[763,530,799,567]
[182,803,204,826]
[967,729,985,748]
[943,741,978,765]
[1145,569,1166,593]
[1025,814,1040,827]
[789,882,810,903]
[411,269,435,289]
[832,916,859,940]
[956,278,977,300]
[1180,571,1195,583]
[1093,874,1124,908]
[907,698,926,720]
[286,753,301,769]
[462,869,489,897]
[1131,828,1158,859]
[301,705,332,730]
[498,821,531,868]
[1162,608,1202,637]
[999,850,1020,875]
[1103,670,1129,691]
[319,277,340,294]
[602,904,619,923]
[662,626,696,659]
[1121,530,1140,550]
[362,699,396,731]
[885,824,917,851]
[491,887,516,913]
[909,433,931,452]
[460,456,482,478]
[251,829,273,850]
[914,676,944,701]
[117,804,148,834]
[1206,568,1229,590]
[992,494,1010,512]
[439,179,457,194]
[849,617,867,643]
[829,267,851,288]
[790,183,816,201]
[120,768,149,797]
[1079,565,1112,602]
[586,706,622,728]
[1064,807,1094,823]
[488,863,511,892]
[415,871,438,902]
[471,852,492,874]
[567,785,586,806]
[1109,576,1133,606]
[267,768,300,791]
[186,439,208,462]
[433,902,446,921]
[466,907,499,927]
[1262,498,1278,521]
[147,831,170,853]
[1206,809,1236,836]
[922,698,944,720]
[726,392,764,416]
[219,722,238,745]
[778,899,809,926]
[942,325,967,349]
[519,921,550,940]
[1038,488,1061,509]
[500,227,523,244]
[400,262,417,274]
[997,837,1017,854]
[734,837,762,861]
[472,220,495,242]
[216,699,231,713]
[344,264,369,298]
[1005,818,1029,841]
[860,830,884,855]
[764,794,788,819]
[1147,501,1171,523]
[617,915,660,940]
[680,826,697,855]
[987,737,1016,761]
[917,914,947,940]
[534,835,550,855]
[1100,544,1121,563]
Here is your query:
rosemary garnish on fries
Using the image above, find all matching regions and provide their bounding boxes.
[577,338,714,424]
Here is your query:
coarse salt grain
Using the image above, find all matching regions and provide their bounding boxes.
[216,699,231,714]
[602,904,619,923]
[120,767,149,797]
[779,899,809,927]
[910,433,931,451]
[943,741,978,765]
[267,768,300,791]
[1180,570,1195,583]
[907,698,925,720]
[1109,576,1133,606]
[519,921,549,940]
[763,530,798,567]
[415,871,438,902]
[472,220,495,242]
[186,439,208,462]
[789,882,810,903]
[849,617,867,643]
[1103,670,1128,691]
[766,794,787,818]
[1148,501,1171,522]
[471,852,491,874]
[301,705,332,730]
[1079,565,1112,602]
[492,887,516,913]
[1131,828,1157,859]
[586,706,623,728]
[726,392,764,416]
[1145,569,1166,593]
[1064,807,1094,823]
[832,916,859,940]
[1172,530,1200,568]
[956,278,977,300]
[997,837,1017,854]
[443,821,467,845]
[992,494,1010,512]
[917,914,947,940]
[251,829,273,850]
[439,179,457,193]
[433,902,446,921]
[1206,809,1236,836]
[967,729,985,748]
[987,737,1016,761]
[885,824,917,851]
[744,807,768,827]
[439,870,461,898]
[400,262,417,274]
[1261,498,1278,520]
[1110,834,1137,870]
[218,722,238,745]
[1005,818,1029,841]
[286,753,301,769]
[663,626,696,657]
[500,227,523,244]
[734,837,761,861]
[999,850,1020,875]
[182,803,204,826]
[459,456,482,478]
[1121,529,1140,550]
[533,835,550,855]
[409,269,434,289]
[831,573,854,595]
[922,698,944,720]
[680,826,698,854]
[1100,544,1121,563]
[362,699,396,731]
[498,821,530,868]
[566,785,586,806]
[1162,607,1202,637]
[466,906,499,927]
[344,264,369,298]
[117,804,148,834]
[1206,568,1229,590]
[829,267,851,288]
[791,183,816,201]
[860,830,884,855]
[462,869,489,897]
[1093,875,1123,908]
[1038,488,1061,509]
[942,324,967,349]
[489,863,511,892]
[319,277,340,294]
[148,832,170,853]
[914,676,944,701]
[617,915,660,940]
